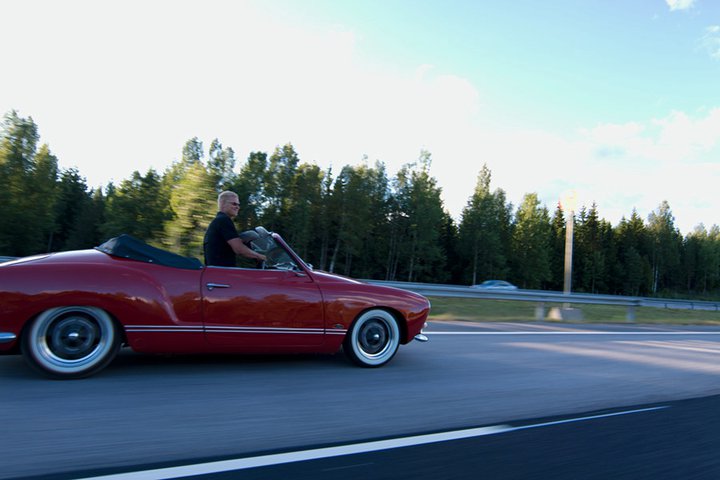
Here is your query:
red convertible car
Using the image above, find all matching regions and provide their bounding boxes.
[0,228,430,378]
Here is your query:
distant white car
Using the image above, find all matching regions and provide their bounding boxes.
[471,280,518,290]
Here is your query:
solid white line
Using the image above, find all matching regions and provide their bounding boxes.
[508,406,668,431]
[426,331,720,335]
[73,406,667,480]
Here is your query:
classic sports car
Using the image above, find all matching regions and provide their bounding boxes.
[0,228,430,379]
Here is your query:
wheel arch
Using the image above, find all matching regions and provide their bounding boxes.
[348,306,408,344]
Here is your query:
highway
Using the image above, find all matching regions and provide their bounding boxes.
[2,321,720,479]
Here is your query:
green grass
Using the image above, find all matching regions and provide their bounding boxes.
[426,296,720,325]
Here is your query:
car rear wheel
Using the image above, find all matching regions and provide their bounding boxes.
[344,309,400,367]
[22,306,120,379]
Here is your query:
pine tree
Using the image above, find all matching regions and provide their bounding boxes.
[510,193,552,289]
[229,151,267,231]
[647,201,682,294]
[616,210,652,296]
[548,203,566,291]
[0,111,59,255]
[390,151,447,282]
[50,168,91,252]
[262,143,300,232]
[102,169,170,241]
[458,164,511,285]
[161,153,217,258]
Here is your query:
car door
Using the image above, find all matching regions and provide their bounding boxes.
[201,266,325,347]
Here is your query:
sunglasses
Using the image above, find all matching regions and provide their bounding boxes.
[230,202,240,207]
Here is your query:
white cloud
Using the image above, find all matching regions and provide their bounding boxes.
[434,109,720,233]
[666,0,696,11]
[440,127,652,231]
[701,25,720,60]
[654,109,720,155]
[1,1,486,206]
[569,109,720,232]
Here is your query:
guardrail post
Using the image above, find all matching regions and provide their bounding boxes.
[535,302,546,321]
[626,304,636,323]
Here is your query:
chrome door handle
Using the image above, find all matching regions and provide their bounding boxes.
[206,283,231,290]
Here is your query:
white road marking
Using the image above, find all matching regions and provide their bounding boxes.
[617,340,720,354]
[73,406,667,480]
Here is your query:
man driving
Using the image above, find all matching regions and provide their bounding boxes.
[203,191,266,267]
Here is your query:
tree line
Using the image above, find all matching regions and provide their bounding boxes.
[2,110,719,299]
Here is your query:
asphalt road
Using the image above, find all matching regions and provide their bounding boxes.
[184,395,720,480]
[2,321,720,479]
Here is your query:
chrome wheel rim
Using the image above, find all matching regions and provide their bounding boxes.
[48,315,100,360]
[358,319,390,356]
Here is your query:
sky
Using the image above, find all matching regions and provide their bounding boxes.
[1,0,719,235]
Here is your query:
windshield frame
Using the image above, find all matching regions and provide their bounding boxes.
[247,232,313,273]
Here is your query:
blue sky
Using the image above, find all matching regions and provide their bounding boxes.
[1,0,719,234]
[262,0,720,122]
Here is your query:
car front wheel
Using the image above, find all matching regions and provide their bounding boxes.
[344,309,400,367]
[22,306,120,379]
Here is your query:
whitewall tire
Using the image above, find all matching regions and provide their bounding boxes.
[22,306,120,379]
[344,309,400,367]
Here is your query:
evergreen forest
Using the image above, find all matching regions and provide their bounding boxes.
[2,110,719,300]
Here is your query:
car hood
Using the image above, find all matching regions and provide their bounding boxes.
[0,254,51,267]
[0,250,109,268]
[309,270,364,285]
[309,270,429,303]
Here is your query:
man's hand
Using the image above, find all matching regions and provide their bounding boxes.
[228,238,266,261]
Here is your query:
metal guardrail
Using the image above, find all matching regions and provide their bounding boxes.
[362,280,720,322]
[3,254,717,321]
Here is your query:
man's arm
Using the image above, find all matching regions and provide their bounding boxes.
[227,238,266,261]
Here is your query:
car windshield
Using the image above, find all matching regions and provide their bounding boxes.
[247,233,301,271]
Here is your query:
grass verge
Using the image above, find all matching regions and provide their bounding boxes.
[426,296,720,325]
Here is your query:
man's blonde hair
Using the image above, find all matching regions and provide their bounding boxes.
[218,191,238,209]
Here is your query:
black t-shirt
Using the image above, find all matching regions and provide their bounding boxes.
[203,212,240,267]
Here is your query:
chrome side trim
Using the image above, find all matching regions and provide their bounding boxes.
[0,332,17,343]
[206,326,347,336]
[125,329,205,333]
[123,325,347,335]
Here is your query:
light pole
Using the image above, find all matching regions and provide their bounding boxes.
[560,191,577,309]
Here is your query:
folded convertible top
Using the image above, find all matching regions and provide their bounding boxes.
[96,234,203,270]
